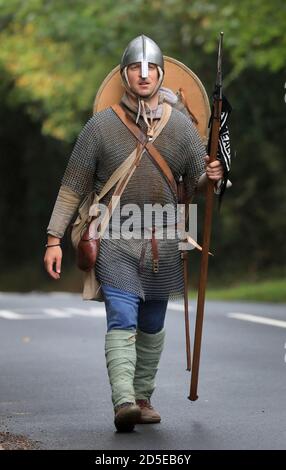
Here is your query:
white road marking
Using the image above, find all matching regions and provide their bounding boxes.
[0,310,26,320]
[0,310,53,320]
[0,307,106,320]
[228,312,286,329]
[65,307,106,317]
[43,308,73,318]
[168,301,193,312]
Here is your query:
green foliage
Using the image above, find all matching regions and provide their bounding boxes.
[0,0,285,139]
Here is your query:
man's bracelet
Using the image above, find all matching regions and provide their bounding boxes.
[45,243,61,248]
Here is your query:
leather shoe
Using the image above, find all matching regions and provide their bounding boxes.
[114,402,141,432]
[136,399,161,424]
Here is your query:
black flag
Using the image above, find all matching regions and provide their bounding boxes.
[208,94,232,206]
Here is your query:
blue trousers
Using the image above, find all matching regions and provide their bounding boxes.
[101,284,168,334]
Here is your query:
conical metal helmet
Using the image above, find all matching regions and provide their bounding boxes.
[120,35,164,78]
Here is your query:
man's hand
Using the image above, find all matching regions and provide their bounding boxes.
[44,237,62,280]
[203,155,224,182]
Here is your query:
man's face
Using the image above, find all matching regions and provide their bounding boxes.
[126,62,159,97]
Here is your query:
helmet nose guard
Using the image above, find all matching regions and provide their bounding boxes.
[120,35,164,78]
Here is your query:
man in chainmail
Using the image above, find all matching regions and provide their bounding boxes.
[44,35,223,432]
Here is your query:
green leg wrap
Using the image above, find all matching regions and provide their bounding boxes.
[134,328,165,401]
[104,329,137,408]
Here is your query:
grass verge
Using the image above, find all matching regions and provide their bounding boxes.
[189,279,286,303]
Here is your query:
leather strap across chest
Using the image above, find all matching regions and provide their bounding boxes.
[111,103,178,198]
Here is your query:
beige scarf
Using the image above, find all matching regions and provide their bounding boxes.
[120,87,178,138]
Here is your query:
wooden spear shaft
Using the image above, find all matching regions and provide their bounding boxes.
[188,179,215,400]
[188,32,223,401]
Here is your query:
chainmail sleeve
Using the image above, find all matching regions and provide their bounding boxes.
[46,115,100,238]
[61,115,100,196]
[182,118,207,200]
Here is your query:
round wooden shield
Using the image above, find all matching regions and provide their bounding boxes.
[93,56,210,143]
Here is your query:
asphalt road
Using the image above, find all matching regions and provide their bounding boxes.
[0,291,285,450]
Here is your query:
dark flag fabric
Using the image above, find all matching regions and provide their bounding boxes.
[208,94,232,206]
